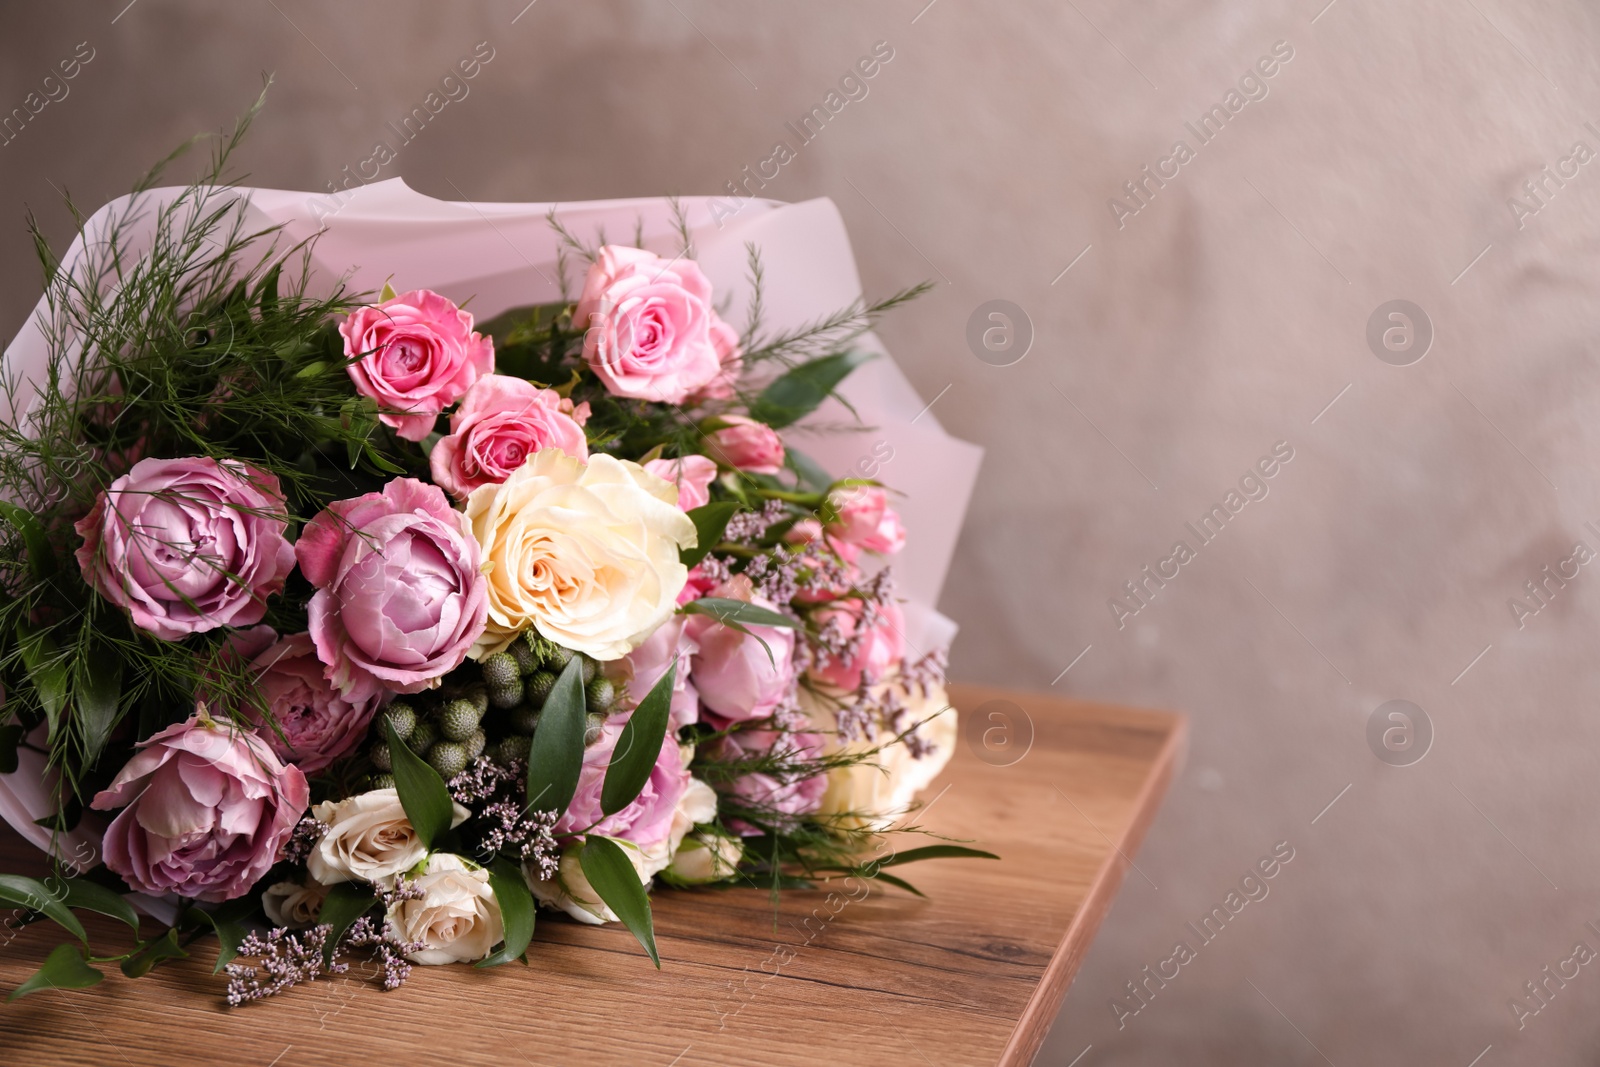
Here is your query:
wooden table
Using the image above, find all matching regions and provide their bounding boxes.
[0,684,1184,1067]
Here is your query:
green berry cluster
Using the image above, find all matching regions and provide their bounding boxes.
[362,631,622,786]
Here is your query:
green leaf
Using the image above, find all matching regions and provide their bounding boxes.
[384,715,454,849]
[15,624,67,743]
[0,725,22,775]
[73,650,122,770]
[7,943,102,1001]
[600,662,675,817]
[748,349,874,429]
[679,598,799,631]
[869,844,1000,869]
[0,501,56,580]
[120,927,188,979]
[680,501,741,568]
[580,836,659,968]
[0,875,85,944]
[61,878,140,935]
[477,857,536,968]
[184,896,255,973]
[866,870,925,897]
[316,882,374,966]
[525,656,587,817]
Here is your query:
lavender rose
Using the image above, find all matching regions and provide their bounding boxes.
[574,245,722,403]
[90,713,309,902]
[297,478,489,699]
[429,374,589,501]
[687,581,797,724]
[220,627,382,775]
[73,457,294,641]
[340,288,494,441]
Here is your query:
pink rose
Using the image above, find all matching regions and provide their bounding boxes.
[607,615,701,730]
[219,627,382,775]
[708,416,784,475]
[810,599,905,692]
[555,720,689,851]
[297,478,488,699]
[827,487,906,555]
[693,315,744,401]
[341,289,494,441]
[74,457,294,641]
[642,455,718,512]
[574,245,721,403]
[91,714,309,902]
[724,730,827,835]
[430,375,589,500]
[687,582,797,723]
[676,562,719,606]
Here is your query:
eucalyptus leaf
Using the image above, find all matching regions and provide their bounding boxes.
[61,878,140,935]
[476,858,536,968]
[384,716,454,849]
[600,662,675,817]
[15,623,67,743]
[866,870,925,897]
[748,349,874,429]
[524,657,587,817]
[680,502,741,568]
[0,501,56,580]
[73,650,122,770]
[580,836,659,968]
[120,927,188,979]
[316,882,375,966]
[7,943,101,1001]
[866,844,1000,869]
[784,446,834,492]
[186,896,255,974]
[679,597,799,631]
[0,875,84,943]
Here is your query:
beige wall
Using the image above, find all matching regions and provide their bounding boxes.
[6,2,1600,1062]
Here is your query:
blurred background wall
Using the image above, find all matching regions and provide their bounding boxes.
[6,2,1600,1063]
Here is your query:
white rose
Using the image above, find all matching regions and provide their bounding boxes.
[387,853,505,965]
[307,788,470,886]
[806,679,958,831]
[662,832,744,885]
[528,839,651,925]
[464,450,698,660]
[261,879,329,929]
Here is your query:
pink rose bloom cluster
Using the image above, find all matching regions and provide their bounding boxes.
[296,478,489,700]
[341,288,494,441]
[721,729,829,835]
[220,627,383,775]
[575,246,739,404]
[91,715,308,902]
[709,415,785,475]
[825,486,906,557]
[74,457,296,641]
[430,374,590,501]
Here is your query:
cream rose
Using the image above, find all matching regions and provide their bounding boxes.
[261,878,329,929]
[387,853,505,965]
[662,831,743,885]
[307,788,470,886]
[807,679,958,831]
[464,450,698,660]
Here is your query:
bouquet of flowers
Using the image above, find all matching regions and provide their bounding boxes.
[0,98,987,1002]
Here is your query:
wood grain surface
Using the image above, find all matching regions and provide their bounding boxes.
[0,684,1185,1067]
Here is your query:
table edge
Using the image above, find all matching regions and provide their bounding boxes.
[998,705,1189,1066]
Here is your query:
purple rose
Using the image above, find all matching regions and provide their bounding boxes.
[73,457,295,641]
[555,720,689,852]
[297,478,488,699]
[686,587,797,723]
[90,714,309,902]
[219,627,382,775]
